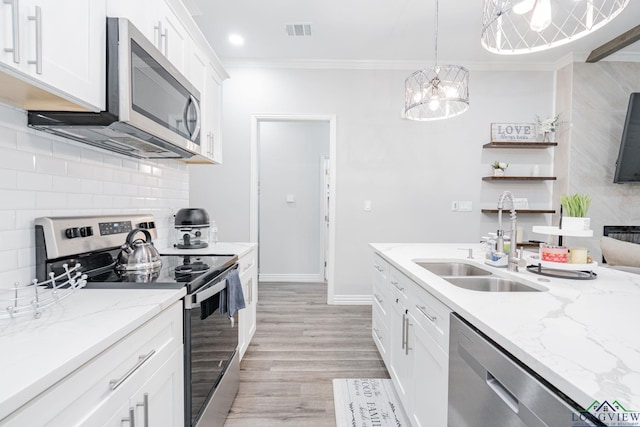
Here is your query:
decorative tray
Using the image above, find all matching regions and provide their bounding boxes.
[526,255,598,280]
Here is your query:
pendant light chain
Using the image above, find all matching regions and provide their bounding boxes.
[433,0,439,67]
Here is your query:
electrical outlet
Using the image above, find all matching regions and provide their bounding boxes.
[451,201,459,211]
[364,200,372,211]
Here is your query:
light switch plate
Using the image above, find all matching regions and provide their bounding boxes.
[459,201,473,212]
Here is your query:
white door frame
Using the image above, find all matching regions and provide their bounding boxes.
[320,154,330,282]
[250,114,337,304]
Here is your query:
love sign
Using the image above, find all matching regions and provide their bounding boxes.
[491,123,537,142]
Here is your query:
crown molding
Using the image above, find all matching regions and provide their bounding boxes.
[221,58,561,72]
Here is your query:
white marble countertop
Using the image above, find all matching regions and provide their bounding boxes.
[371,243,640,411]
[159,242,257,258]
[0,287,185,420]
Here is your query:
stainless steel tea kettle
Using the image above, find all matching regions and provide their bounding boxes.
[116,228,162,271]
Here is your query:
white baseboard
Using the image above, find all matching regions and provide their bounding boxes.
[331,295,372,305]
[259,273,324,283]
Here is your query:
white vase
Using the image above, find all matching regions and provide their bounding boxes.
[493,169,505,177]
[561,217,591,231]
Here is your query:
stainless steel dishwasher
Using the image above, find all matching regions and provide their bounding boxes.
[448,314,603,427]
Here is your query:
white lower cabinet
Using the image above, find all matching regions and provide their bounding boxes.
[409,314,448,427]
[371,252,452,427]
[238,247,258,359]
[2,301,184,427]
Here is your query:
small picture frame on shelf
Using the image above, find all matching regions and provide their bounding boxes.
[491,123,537,142]
[513,198,529,209]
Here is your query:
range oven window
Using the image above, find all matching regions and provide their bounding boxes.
[185,287,239,426]
[130,40,200,144]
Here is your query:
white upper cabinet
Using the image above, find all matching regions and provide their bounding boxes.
[0,0,105,111]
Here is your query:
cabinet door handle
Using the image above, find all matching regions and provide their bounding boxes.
[373,293,383,304]
[248,277,253,304]
[415,304,437,323]
[3,0,20,63]
[401,313,406,349]
[154,21,163,50]
[27,5,42,74]
[162,28,168,56]
[110,350,156,390]
[391,280,404,292]
[122,407,136,427]
[373,327,383,341]
[136,393,149,427]
[404,316,412,355]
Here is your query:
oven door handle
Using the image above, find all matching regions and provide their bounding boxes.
[185,278,227,309]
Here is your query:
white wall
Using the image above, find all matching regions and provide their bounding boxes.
[554,62,640,261]
[258,121,329,280]
[0,103,189,288]
[189,67,554,300]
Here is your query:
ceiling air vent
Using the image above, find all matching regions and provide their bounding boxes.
[285,23,312,37]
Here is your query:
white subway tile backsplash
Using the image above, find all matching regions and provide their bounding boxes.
[0,126,18,149]
[0,249,19,273]
[0,169,17,189]
[0,211,16,230]
[35,155,67,176]
[52,140,83,159]
[52,175,83,193]
[67,193,93,209]
[15,209,51,230]
[92,195,113,208]
[0,105,189,287]
[17,171,53,191]
[0,190,37,210]
[0,147,35,171]
[17,131,53,156]
[80,179,104,194]
[37,192,68,209]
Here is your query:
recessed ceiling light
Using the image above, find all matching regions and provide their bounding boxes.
[229,34,244,46]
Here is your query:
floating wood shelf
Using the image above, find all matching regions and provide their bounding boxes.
[482,176,557,181]
[483,141,558,149]
[481,209,556,214]
[519,242,542,248]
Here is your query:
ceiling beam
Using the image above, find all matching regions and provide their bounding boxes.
[586,25,640,63]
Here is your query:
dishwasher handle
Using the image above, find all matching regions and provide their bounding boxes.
[486,372,519,413]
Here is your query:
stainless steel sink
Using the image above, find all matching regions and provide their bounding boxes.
[415,262,493,277]
[444,277,542,292]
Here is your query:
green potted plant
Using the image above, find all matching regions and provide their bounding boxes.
[560,193,592,231]
[491,161,508,177]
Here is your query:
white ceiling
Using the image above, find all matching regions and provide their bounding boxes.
[186,0,640,69]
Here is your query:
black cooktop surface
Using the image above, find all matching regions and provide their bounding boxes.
[80,254,238,291]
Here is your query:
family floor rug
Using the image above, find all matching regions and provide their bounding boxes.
[332,378,410,427]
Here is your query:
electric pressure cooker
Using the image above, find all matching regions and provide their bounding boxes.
[174,208,210,249]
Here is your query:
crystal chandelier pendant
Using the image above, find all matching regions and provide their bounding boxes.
[404,0,470,121]
[482,0,630,54]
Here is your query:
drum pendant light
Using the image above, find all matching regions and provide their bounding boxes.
[404,0,469,121]
[481,0,630,55]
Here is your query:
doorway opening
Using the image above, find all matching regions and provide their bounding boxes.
[250,115,337,304]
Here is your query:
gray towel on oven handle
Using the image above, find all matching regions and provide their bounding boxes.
[224,269,246,321]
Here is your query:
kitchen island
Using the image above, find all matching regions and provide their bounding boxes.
[372,243,640,417]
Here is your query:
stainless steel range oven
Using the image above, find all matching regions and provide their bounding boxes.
[34,214,241,427]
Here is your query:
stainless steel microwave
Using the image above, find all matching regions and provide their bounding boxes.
[27,18,201,160]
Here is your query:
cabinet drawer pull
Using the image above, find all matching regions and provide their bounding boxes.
[416,304,437,323]
[391,281,404,292]
[243,262,253,271]
[27,5,42,74]
[110,350,156,390]
[374,293,383,304]
[3,0,20,63]
[374,264,383,272]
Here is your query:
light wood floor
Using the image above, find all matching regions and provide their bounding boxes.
[223,282,389,426]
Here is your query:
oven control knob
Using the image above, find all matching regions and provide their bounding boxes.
[79,226,93,237]
[65,227,80,239]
